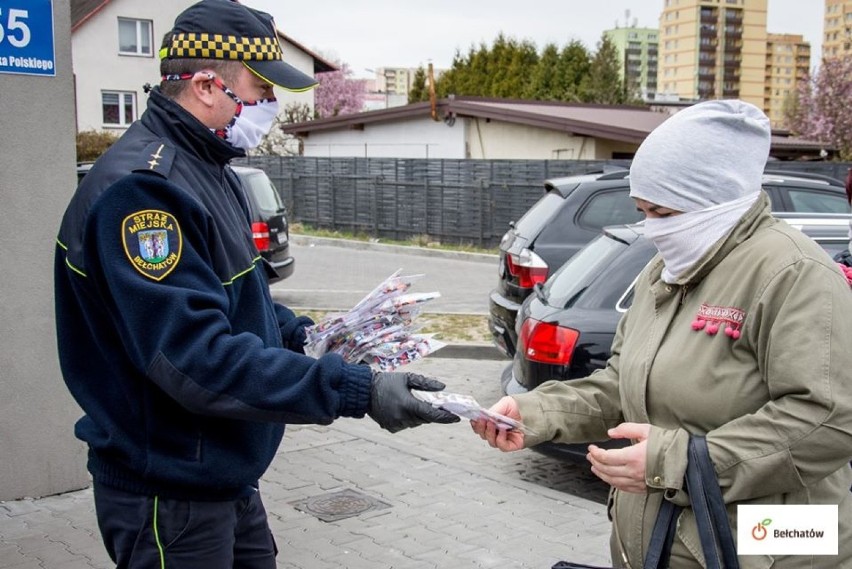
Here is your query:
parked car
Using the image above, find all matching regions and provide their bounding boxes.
[76,162,294,283]
[503,213,851,461]
[488,169,849,358]
[76,162,94,183]
[231,166,294,284]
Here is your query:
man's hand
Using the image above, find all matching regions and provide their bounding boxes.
[470,396,525,452]
[368,372,460,433]
[587,422,651,494]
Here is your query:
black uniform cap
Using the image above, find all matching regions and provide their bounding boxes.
[160,0,318,92]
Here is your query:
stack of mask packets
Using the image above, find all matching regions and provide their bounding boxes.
[303,269,446,371]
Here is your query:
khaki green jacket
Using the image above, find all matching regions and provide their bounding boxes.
[515,193,852,568]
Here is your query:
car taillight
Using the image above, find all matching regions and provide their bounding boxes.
[251,222,270,252]
[506,249,548,288]
[520,318,579,365]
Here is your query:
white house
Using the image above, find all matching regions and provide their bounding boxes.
[281,98,668,160]
[280,96,831,161]
[70,0,336,133]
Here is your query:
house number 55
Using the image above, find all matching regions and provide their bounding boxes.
[0,8,32,48]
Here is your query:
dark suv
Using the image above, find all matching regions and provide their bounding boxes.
[488,169,849,357]
[232,166,294,284]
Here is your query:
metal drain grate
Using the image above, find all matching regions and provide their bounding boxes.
[289,488,391,522]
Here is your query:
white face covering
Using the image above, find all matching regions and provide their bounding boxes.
[644,193,760,283]
[161,72,280,150]
[206,74,279,150]
[225,98,279,150]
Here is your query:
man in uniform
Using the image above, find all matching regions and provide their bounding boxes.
[54,1,458,567]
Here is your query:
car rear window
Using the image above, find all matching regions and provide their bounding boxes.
[240,172,283,215]
[576,189,644,230]
[543,234,627,308]
[512,192,564,238]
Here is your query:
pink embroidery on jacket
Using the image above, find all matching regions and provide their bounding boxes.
[690,303,745,339]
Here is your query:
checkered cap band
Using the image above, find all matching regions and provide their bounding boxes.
[164,33,282,61]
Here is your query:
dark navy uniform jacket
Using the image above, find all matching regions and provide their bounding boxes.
[55,88,372,500]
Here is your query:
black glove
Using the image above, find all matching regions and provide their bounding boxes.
[368,371,461,433]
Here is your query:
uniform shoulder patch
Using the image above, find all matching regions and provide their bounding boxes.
[132,140,176,178]
[122,210,183,281]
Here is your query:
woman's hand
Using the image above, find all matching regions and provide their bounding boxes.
[587,422,651,494]
[470,396,525,452]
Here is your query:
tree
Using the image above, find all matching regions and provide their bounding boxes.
[434,35,541,98]
[466,42,493,95]
[525,43,562,100]
[435,50,463,98]
[445,42,492,96]
[487,34,512,96]
[557,41,592,102]
[432,33,642,105]
[314,62,366,118]
[498,38,539,98]
[580,34,627,105]
[251,102,313,156]
[784,57,852,160]
[408,66,428,103]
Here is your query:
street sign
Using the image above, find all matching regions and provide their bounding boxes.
[0,0,56,77]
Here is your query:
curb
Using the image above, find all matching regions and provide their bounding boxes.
[290,234,499,265]
[429,342,507,360]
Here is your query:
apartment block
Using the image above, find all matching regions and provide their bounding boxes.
[657,0,768,107]
[373,67,416,96]
[823,0,852,59]
[604,27,660,100]
[764,34,811,128]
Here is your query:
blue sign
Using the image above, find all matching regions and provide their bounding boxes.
[0,0,55,77]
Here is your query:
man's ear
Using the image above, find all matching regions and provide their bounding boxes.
[189,72,217,107]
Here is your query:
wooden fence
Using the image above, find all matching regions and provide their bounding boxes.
[236,156,851,249]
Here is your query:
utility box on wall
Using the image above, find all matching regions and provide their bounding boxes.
[0,0,89,499]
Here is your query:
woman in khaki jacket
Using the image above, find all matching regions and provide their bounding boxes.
[473,100,852,568]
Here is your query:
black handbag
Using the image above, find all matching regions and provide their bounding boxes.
[552,436,739,569]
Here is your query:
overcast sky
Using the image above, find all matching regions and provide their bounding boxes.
[245,0,825,77]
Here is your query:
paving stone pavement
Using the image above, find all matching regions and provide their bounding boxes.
[0,357,612,569]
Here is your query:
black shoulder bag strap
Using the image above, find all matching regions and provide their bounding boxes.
[643,435,739,569]
[685,435,740,569]
[643,499,682,569]
[555,436,740,569]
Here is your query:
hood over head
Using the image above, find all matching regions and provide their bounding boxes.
[629,99,771,212]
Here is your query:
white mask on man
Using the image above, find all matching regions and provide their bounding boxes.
[162,72,280,150]
[224,98,280,150]
[205,74,279,150]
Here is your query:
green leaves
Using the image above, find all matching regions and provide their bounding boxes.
[433,32,638,106]
[408,66,428,103]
